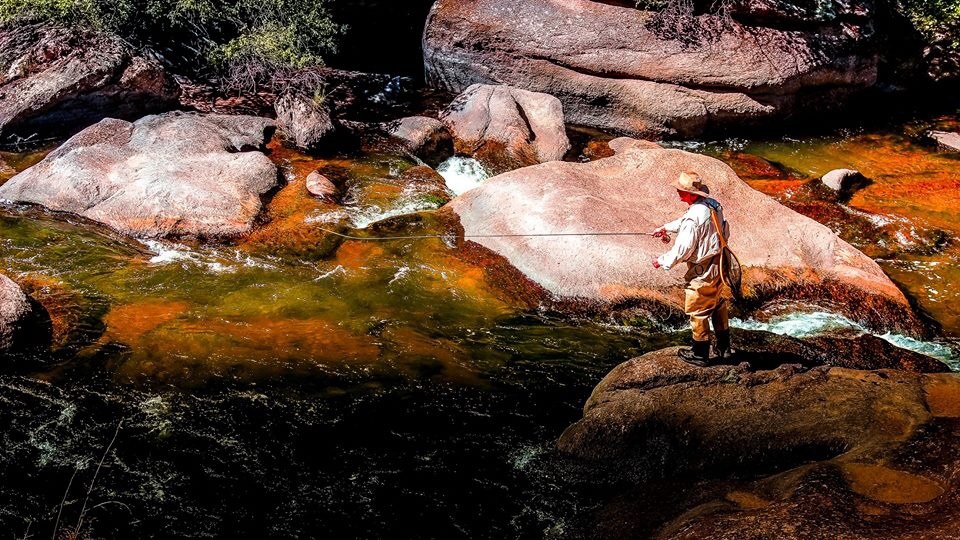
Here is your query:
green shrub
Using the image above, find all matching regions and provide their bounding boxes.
[897,0,960,50]
[0,0,344,91]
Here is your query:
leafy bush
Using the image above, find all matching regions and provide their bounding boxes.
[0,0,344,91]
[897,0,960,50]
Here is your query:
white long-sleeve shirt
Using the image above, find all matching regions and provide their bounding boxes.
[657,200,729,272]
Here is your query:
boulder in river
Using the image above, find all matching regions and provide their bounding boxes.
[0,274,31,352]
[0,24,179,144]
[305,170,339,202]
[385,116,453,166]
[424,0,880,138]
[819,168,871,201]
[275,91,336,151]
[440,84,570,174]
[558,334,960,539]
[0,112,279,239]
[448,142,919,334]
[929,130,960,152]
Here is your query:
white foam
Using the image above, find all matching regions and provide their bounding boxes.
[732,311,958,369]
[437,156,490,195]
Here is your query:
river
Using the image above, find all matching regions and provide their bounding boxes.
[0,109,958,538]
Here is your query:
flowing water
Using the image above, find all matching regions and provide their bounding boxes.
[1,111,959,538]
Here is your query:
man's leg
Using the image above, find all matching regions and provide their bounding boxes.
[680,284,717,366]
[711,297,732,359]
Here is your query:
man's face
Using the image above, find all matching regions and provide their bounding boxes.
[677,190,698,204]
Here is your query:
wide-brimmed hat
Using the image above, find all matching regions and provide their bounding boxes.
[675,171,710,198]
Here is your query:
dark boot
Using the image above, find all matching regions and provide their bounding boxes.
[678,340,711,367]
[714,330,733,360]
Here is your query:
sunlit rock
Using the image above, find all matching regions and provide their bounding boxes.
[929,130,960,152]
[448,141,919,333]
[0,112,279,239]
[440,84,570,174]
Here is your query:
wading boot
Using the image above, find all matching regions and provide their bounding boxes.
[714,330,734,361]
[678,340,711,367]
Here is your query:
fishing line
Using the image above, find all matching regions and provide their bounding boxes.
[316,227,668,242]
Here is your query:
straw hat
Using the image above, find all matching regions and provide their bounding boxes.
[675,171,710,198]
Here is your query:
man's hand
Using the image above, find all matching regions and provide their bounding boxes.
[652,258,661,269]
[652,227,670,244]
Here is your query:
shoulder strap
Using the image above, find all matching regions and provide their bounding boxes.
[709,208,728,251]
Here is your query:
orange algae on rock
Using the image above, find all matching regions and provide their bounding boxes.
[115,316,381,382]
[102,300,191,346]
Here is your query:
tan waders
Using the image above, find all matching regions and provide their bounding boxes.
[677,258,730,366]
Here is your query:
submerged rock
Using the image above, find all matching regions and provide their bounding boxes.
[0,274,31,352]
[448,142,918,333]
[275,91,336,151]
[424,0,879,138]
[440,84,570,173]
[0,112,279,239]
[0,24,179,144]
[559,334,960,539]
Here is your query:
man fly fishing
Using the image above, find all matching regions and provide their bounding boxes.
[652,171,734,366]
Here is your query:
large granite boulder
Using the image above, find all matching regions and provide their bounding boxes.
[0,112,279,239]
[0,24,179,144]
[440,84,570,173]
[447,143,918,333]
[558,336,960,539]
[424,0,879,138]
[0,274,31,352]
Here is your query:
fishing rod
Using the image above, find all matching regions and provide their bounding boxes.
[316,227,672,242]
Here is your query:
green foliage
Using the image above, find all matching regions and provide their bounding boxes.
[897,0,960,49]
[0,0,344,90]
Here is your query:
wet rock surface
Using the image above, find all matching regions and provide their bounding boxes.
[448,142,918,333]
[0,274,31,352]
[424,0,880,138]
[440,84,570,173]
[0,24,179,144]
[559,332,960,539]
[0,112,278,239]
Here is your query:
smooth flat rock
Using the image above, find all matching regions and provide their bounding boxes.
[0,112,279,239]
[448,142,917,333]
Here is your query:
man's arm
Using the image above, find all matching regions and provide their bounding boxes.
[656,218,698,270]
